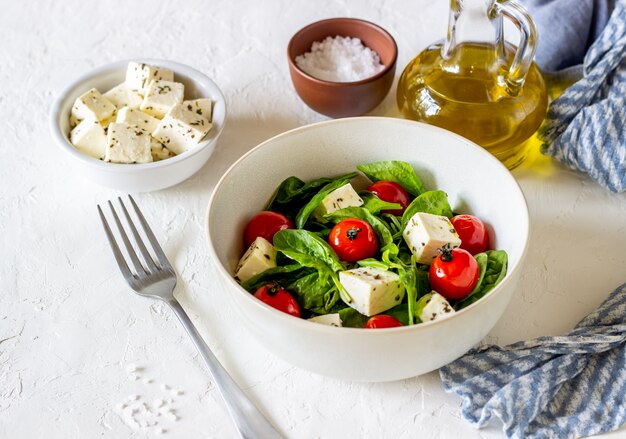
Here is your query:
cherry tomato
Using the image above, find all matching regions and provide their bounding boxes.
[429,244,480,300]
[244,211,294,247]
[367,181,411,215]
[451,214,490,255]
[254,284,301,317]
[365,315,404,329]
[328,218,378,262]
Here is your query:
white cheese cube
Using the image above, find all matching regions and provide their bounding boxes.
[125,62,174,93]
[314,183,364,219]
[308,313,342,327]
[403,212,461,264]
[150,137,174,161]
[104,123,152,164]
[116,107,160,133]
[182,98,213,122]
[418,292,455,322]
[152,103,212,155]
[70,88,116,123]
[70,119,107,159]
[234,237,277,283]
[339,267,405,316]
[104,83,144,109]
[140,80,184,118]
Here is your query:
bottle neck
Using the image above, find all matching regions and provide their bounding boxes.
[442,0,503,59]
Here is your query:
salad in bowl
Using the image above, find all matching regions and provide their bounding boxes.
[233,160,507,329]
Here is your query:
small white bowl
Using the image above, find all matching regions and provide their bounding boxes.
[50,59,226,192]
[206,117,529,382]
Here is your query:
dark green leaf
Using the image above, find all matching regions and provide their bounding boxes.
[360,192,402,215]
[338,307,369,328]
[357,161,425,196]
[273,229,344,273]
[240,264,309,291]
[287,272,339,314]
[401,190,453,224]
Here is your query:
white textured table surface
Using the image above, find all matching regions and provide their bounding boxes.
[2,1,626,438]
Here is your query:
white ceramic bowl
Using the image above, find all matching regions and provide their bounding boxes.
[206,117,529,382]
[50,59,226,192]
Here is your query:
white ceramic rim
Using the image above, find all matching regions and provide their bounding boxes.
[49,58,227,174]
[205,117,530,334]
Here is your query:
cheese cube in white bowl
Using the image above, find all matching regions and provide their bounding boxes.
[403,212,461,264]
[104,83,144,109]
[314,183,364,219]
[152,103,212,155]
[116,107,160,133]
[150,137,174,161]
[183,98,213,121]
[71,88,116,124]
[125,62,174,93]
[339,267,405,316]
[308,313,342,327]
[105,123,152,164]
[234,237,277,283]
[417,292,456,322]
[70,119,107,160]
[140,80,184,118]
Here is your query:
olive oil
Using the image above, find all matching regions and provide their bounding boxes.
[397,42,548,169]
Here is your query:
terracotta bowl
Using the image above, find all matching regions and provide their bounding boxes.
[287,18,398,118]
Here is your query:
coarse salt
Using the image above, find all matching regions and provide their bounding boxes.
[295,36,385,82]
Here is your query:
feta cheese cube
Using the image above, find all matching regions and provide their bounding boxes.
[105,123,152,164]
[417,292,455,322]
[339,267,405,316]
[234,237,277,283]
[314,183,364,219]
[152,103,212,155]
[403,212,461,264]
[116,107,160,133]
[104,83,144,109]
[70,88,116,123]
[70,119,107,159]
[125,62,174,93]
[150,137,174,161]
[182,98,213,122]
[140,80,184,118]
[308,313,342,327]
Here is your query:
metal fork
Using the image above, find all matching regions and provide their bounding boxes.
[98,195,282,439]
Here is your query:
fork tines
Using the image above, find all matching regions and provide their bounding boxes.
[98,195,173,283]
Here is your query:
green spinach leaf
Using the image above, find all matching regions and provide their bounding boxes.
[338,307,369,328]
[360,192,402,215]
[287,272,339,314]
[273,229,351,304]
[401,190,453,224]
[357,161,425,196]
[240,264,309,291]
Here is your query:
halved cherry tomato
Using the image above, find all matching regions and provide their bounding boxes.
[254,284,301,317]
[365,315,403,329]
[244,211,294,247]
[451,214,489,255]
[367,180,411,215]
[429,244,480,300]
[328,218,378,262]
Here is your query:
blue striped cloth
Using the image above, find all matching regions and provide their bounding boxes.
[439,282,626,438]
[539,0,626,193]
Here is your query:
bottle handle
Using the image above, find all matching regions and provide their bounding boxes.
[490,0,539,95]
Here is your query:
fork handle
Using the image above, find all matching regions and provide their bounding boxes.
[168,298,283,439]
